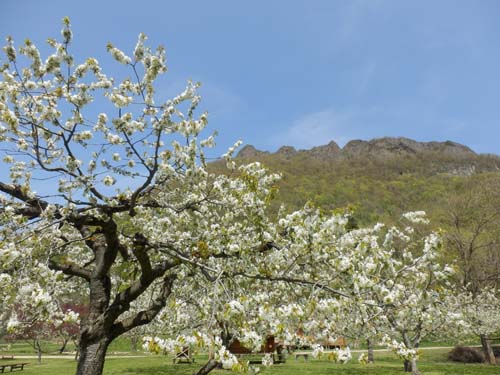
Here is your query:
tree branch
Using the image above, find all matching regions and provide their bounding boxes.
[110,275,175,338]
[0,181,48,219]
[48,259,91,281]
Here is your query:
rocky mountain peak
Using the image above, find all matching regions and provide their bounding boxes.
[237,145,268,158]
[237,137,477,160]
[309,141,342,159]
[342,137,476,158]
[275,146,297,158]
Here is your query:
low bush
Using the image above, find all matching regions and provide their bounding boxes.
[492,346,500,358]
[448,346,484,363]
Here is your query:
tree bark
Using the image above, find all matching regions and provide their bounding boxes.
[367,338,374,363]
[75,273,112,375]
[35,339,42,364]
[194,359,219,375]
[59,337,69,354]
[74,340,80,361]
[410,358,419,375]
[76,335,111,375]
[401,334,420,374]
[404,359,410,372]
[480,334,497,365]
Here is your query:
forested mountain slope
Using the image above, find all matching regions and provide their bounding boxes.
[213,137,500,285]
[212,137,500,225]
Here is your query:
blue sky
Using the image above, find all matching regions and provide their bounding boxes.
[1,0,499,155]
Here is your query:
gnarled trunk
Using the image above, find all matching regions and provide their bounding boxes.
[76,275,112,375]
[76,335,111,375]
[480,334,496,365]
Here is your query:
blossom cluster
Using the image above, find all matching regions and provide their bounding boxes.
[382,335,419,361]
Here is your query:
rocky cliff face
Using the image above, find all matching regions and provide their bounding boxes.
[238,137,477,160]
[342,137,476,158]
[309,141,342,159]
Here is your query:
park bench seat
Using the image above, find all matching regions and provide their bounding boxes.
[0,363,28,373]
[234,352,286,364]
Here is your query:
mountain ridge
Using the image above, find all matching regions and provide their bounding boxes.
[237,137,479,160]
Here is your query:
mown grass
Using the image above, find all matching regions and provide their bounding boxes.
[1,348,498,375]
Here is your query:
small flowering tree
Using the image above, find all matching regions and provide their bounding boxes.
[363,214,460,375]
[444,180,500,364]
[273,211,459,375]
[140,248,357,374]
[6,304,80,363]
[453,289,500,364]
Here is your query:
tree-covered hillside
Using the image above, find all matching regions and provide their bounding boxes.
[213,138,499,223]
[211,137,500,288]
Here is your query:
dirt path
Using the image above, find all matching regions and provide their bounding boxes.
[10,346,468,359]
[8,354,151,359]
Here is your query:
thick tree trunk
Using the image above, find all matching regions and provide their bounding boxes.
[480,334,497,365]
[403,359,419,374]
[76,336,111,375]
[75,273,113,375]
[367,338,374,363]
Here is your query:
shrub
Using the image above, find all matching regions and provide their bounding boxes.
[448,346,484,363]
[492,346,500,358]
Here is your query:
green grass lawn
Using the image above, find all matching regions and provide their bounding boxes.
[1,348,498,375]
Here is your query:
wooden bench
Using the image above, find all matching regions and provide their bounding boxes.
[235,352,286,364]
[0,363,28,373]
